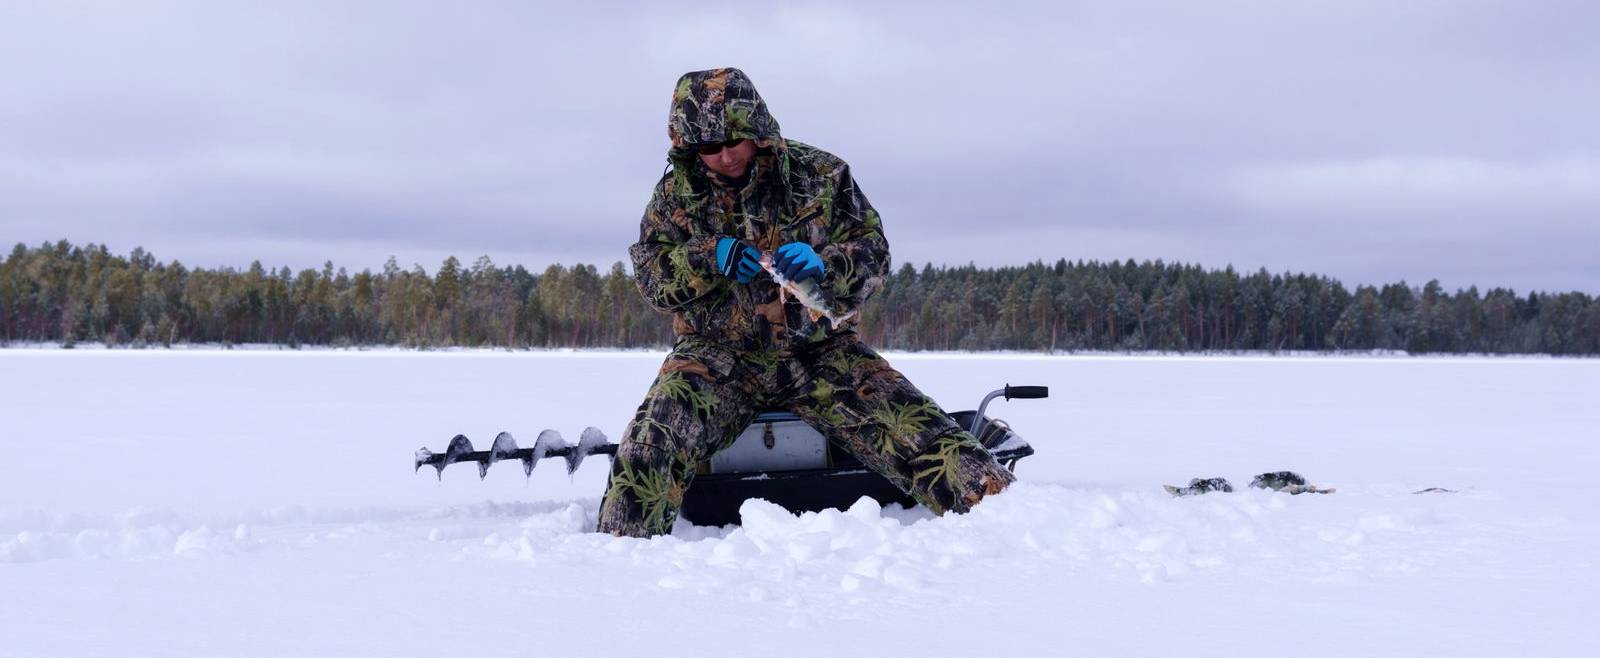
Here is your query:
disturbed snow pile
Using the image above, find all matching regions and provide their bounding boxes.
[4,482,1471,594]
[434,482,1473,595]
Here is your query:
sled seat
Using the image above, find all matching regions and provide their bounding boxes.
[679,407,1035,526]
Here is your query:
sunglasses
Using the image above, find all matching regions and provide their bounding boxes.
[695,138,748,156]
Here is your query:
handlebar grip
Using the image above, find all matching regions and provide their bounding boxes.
[1005,385,1049,400]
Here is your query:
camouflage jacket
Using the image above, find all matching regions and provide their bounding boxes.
[629,68,890,356]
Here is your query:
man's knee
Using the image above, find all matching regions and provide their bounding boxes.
[907,430,1014,515]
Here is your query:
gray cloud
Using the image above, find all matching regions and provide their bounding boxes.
[1,0,1596,293]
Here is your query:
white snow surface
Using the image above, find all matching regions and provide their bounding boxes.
[2,348,1596,656]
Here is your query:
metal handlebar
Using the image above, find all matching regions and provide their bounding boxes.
[970,384,1049,437]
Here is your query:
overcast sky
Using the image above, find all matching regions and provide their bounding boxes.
[2,0,1596,293]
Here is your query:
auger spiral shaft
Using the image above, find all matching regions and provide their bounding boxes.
[414,428,616,479]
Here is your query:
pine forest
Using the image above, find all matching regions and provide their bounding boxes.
[2,241,1597,355]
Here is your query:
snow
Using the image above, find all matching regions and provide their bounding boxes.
[2,348,1597,656]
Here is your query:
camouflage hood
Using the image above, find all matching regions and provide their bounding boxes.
[666,68,785,165]
[633,67,890,355]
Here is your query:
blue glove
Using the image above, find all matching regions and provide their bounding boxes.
[715,237,762,284]
[773,242,825,282]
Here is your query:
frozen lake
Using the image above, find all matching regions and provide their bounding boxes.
[2,348,1597,656]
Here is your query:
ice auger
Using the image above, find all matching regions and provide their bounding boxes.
[414,428,616,480]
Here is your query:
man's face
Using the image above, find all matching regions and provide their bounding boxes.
[697,139,757,180]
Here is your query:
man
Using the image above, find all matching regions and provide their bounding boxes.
[596,68,1013,538]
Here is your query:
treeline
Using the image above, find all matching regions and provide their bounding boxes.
[1,240,1597,354]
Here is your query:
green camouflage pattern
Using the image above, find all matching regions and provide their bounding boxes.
[597,336,1016,537]
[602,69,1007,538]
[666,67,783,152]
[630,67,890,355]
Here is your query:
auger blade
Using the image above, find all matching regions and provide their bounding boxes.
[526,430,568,477]
[416,434,476,480]
[568,427,610,475]
[444,434,475,460]
[483,432,519,479]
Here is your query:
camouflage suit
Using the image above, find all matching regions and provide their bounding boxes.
[597,68,1014,538]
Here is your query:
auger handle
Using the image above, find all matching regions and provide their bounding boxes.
[971,384,1049,437]
[1005,385,1049,400]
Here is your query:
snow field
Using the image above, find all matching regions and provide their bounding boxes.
[2,349,1597,656]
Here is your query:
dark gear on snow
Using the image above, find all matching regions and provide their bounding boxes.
[1250,471,1336,495]
[1164,472,1337,497]
[601,67,1014,537]
[1164,477,1235,497]
[1250,471,1307,491]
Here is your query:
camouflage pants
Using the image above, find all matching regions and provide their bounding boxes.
[596,336,1015,537]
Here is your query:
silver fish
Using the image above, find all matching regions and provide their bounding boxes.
[760,253,857,329]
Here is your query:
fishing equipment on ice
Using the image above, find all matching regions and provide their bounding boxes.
[1249,471,1336,495]
[1164,477,1234,497]
[1164,471,1337,496]
[414,428,615,480]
